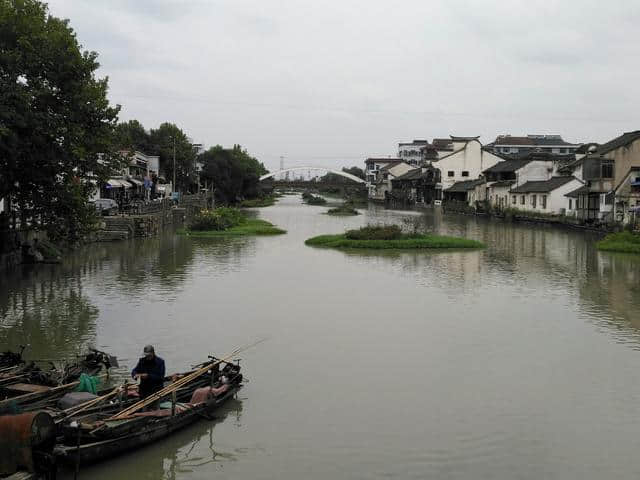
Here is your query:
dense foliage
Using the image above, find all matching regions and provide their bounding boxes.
[0,0,124,240]
[189,207,246,231]
[199,145,268,204]
[345,225,403,240]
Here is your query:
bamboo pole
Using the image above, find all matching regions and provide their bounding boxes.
[58,385,124,419]
[109,339,264,420]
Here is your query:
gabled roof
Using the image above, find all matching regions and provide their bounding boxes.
[483,159,532,173]
[613,166,640,194]
[565,185,591,198]
[493,134,577,147]
[510,176,577,194]
[594,130,640,156]
[432,138,454,150]
[392,168,424,181]
[490,180,515,188]
[364,158,402,164]
[445,179,485,192]
[450,136,480,142]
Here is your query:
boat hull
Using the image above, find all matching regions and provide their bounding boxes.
[54,385,240,466]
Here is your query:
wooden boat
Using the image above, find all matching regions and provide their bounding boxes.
[53,361,242,466]
[0,349,115,413]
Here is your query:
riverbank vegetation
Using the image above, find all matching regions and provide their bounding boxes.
[302,192,327,205]
[178,208,285,236]
[326,203,359,216]
[596,231,640,254]
[1,0,124,243]
[240,193,281,208]
[305,225,484,250]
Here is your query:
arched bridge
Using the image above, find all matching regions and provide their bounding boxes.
[260,166,366,184]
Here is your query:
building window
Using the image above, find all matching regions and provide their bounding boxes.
[520,195,525,205]
[569,199,573,210]
[447,171,454,177]
[559,148,566,154]
[532,195,537,208]
[601,160,614,179]
[512,195,516,205]
[461,171,469,177]
[541,195,547,209]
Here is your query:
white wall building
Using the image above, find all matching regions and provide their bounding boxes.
[433,137,502,190]
[488,134,581,157]
[509,177,583,215]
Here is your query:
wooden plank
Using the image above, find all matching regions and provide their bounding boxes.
[5,383,51,394]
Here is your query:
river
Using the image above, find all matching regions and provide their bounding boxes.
[2,194,640,479]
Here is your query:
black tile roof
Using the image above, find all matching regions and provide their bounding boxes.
[493,135,577,146]
[446,179,485,192]
[393,168,424,181]
[565,185,591,197]
[595,130,640,155]
[490,180,515,188]
[510,176,577,194]
[483,159,532,173]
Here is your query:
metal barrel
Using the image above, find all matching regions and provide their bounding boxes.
[0,411,56,475]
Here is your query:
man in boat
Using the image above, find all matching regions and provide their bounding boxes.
[131,345,166,399]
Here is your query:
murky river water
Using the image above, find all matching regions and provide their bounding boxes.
[3,194,640,479]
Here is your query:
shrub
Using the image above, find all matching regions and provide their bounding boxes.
[303,193,327,205]
[190,207,246,231]
[345,224,403,240]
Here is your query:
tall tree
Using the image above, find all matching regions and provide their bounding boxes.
[114,119,150,152]
[0,0,123,241]
[200,145,267,203]
[147,123,197,192]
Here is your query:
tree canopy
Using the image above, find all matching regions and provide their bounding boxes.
[200,145,268,204]
[0,0,123,240]
[147,123,198,192]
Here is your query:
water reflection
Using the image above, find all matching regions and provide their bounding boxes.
[0,233,256,361]
[330,211,640,346]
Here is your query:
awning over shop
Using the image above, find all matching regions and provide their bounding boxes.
[120,180,133,189]
[128,178,143,186]
[106,179,123,188]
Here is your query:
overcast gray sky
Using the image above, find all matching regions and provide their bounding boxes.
[48,0,640,172]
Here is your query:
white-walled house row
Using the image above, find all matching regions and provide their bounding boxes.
[508,177,583,215]
[433,137,502,190]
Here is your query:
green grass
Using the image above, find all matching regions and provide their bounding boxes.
[178,219,286,236]
[305,233,484,250]
[239,195,279,208]
[326,204,359,216]
[596,231,640,254]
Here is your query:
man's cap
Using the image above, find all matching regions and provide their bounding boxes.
[143,345,155,354]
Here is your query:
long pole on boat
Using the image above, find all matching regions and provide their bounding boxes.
[109,339,265,420]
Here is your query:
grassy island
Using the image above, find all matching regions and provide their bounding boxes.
[239,194,280,208]
[305,225,484,250]
[302,192,327,205]
[326,203,359,216]
[596,231,640,254]
[178,207,285,236]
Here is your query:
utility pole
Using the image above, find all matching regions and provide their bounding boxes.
[172,136,177,196]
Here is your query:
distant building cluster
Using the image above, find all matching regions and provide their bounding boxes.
[365,132,640,225]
